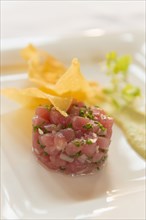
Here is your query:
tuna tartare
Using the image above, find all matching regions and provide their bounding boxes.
[32,101,113,175]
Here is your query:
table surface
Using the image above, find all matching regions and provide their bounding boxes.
[1,1,145,41]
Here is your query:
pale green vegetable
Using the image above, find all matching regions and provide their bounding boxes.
[101,52,145,159]
[104,51,141,109]
[113,107,145,159]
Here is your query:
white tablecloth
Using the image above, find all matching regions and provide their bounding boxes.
[1,1,145,40]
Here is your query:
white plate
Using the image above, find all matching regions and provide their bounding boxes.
[1,31,145,220]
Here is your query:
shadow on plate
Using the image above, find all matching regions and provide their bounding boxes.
[46,163,111,201]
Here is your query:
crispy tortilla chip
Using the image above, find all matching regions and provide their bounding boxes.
[55,58,103,102]
[1,88,72,116]
[55,58,90,93]
[29,58,99,101]
[2,45,104,116]
[21,44,66,84]
[21,45,103,104]
[21,44,37,61]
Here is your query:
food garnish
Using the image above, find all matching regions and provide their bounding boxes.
[104,51,141,109]
[103,51,145,159]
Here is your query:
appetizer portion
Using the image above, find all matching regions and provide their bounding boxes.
[2,44,145,178]
[32,101,113,175]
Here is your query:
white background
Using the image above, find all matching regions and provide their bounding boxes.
[1,0,145,40]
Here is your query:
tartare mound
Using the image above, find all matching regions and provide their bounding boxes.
[32,101,113,175]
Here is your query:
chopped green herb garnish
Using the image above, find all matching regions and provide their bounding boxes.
[45,104,53,110]
[73,104,78,107]
[79,108,94,120]
[33,125,40,132]
[79,109,85,117]
[43,152,48,156]
[61,125,66,129]
[44,104,49,108]
[86,139,93,144]
[60,167,66,171]
[102,155,107,162]
[95,121,105,131]
[73,139,85,147]
[40,144,45,149]
[99,148,108,153]
[83,123,93,130]
[86,110,94,119]
[37,139,45,149]
[74,140,81,147]
[67,123,72,128]
[75,151,82,158]
[74,141,81,147]
[33,121,45,132]
[95,155,107,165]
[98,156,107,163]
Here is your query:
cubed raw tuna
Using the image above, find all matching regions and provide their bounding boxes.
[32,101,113,175]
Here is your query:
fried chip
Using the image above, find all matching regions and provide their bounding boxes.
[1,88,72,116]
[55,59,89,93]
[2,45,103,116]
[27,58,102,102]
[21,44,66,84]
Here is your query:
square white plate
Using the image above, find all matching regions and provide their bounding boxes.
[1,31,145,220]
